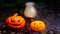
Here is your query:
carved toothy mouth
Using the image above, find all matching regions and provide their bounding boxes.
[32,26,42,29]
[10,24,21,26]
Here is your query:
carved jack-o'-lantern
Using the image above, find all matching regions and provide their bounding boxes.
[5,13,26,29]
[30,20,46,32]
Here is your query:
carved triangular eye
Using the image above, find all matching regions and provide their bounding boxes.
[34,23,36,25]
[18,20,20,22]
[11,19,14,22]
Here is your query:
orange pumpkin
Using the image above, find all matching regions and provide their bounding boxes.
[5,13,26,29]
[30,20,46,32]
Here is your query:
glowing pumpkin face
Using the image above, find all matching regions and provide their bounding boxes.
[5,13,26,29]
[30,20,45,32]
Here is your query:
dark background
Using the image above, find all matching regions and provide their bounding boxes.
[0,0,60,34]
[0,0,60,12]
[0,0,60,21]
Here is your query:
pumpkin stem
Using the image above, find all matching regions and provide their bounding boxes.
[13,13,18,16]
